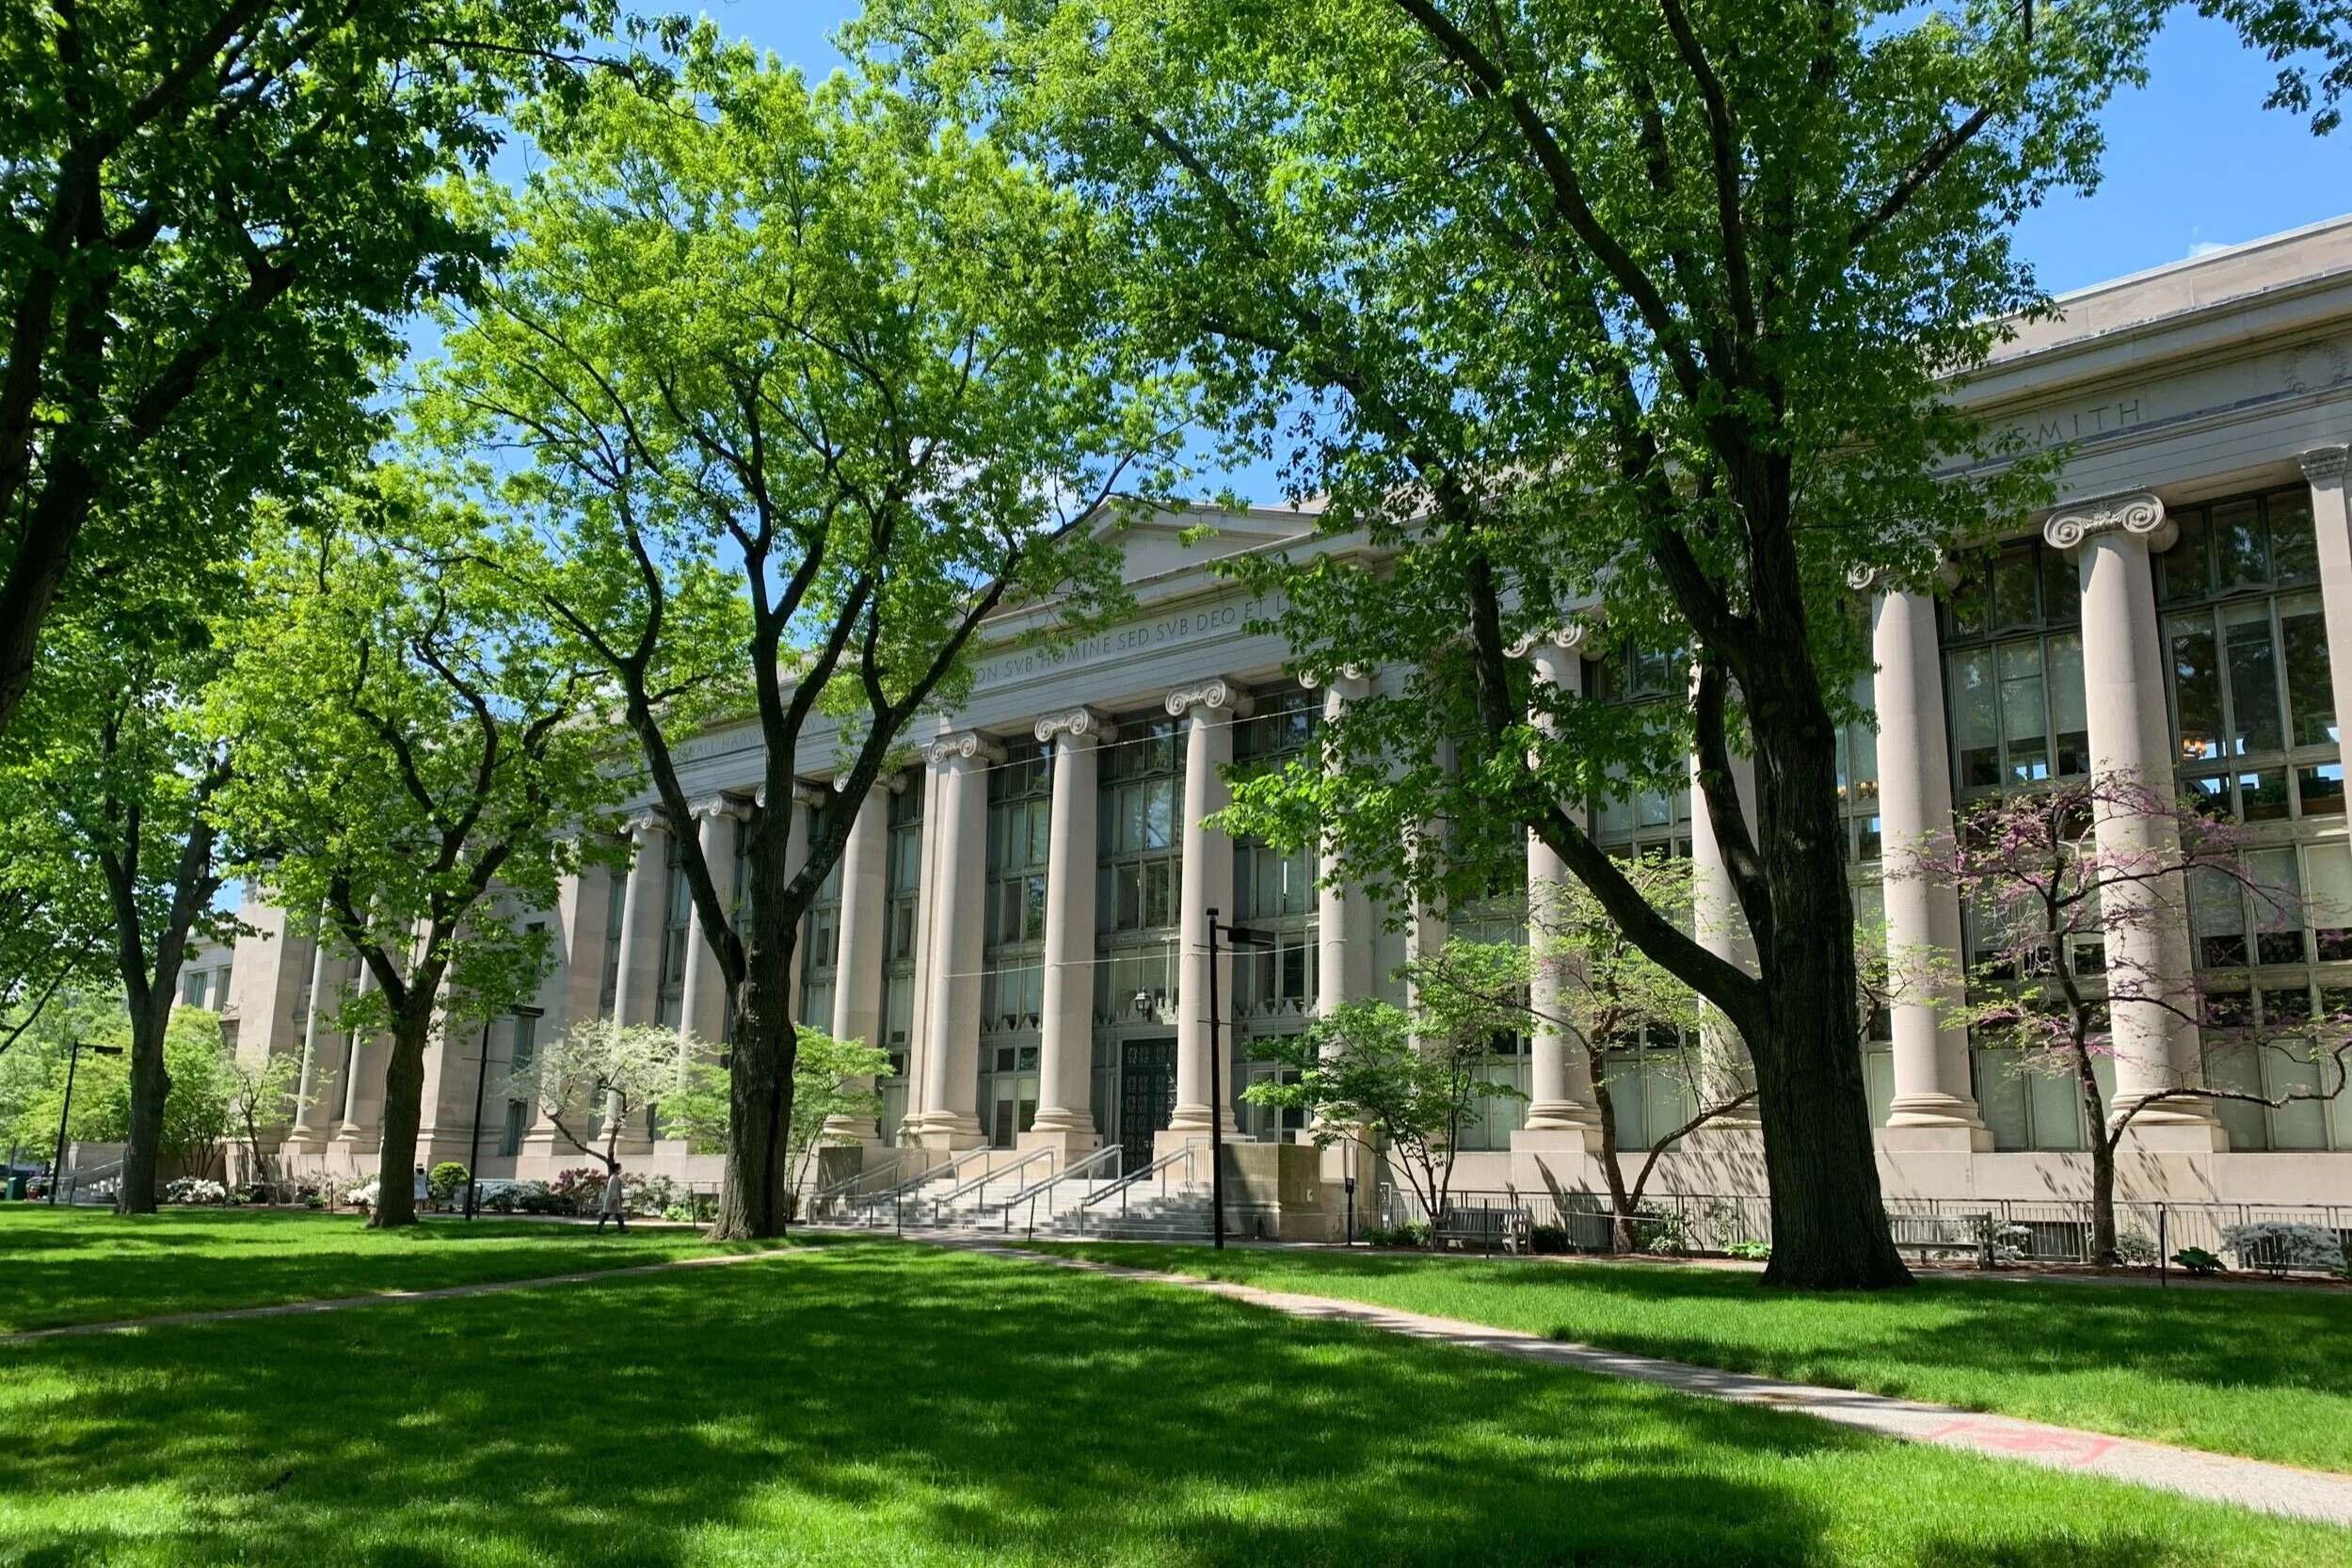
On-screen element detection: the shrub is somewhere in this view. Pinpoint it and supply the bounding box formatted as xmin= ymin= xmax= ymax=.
xmin=1361 ymin=1221 xmax=1432 ymax=1248
xmin=631 ymin=1173 xmax=682 ymax=1217
xmin=427 ymin=1161 xmax=471 ymax=1203
xmin=1629 ymin=1209 xmax=1688 ymax=1256
xmin=162 ymin=1176 xmax=229 ymax=1206
xmin=2113 ymin=1228 xmax=2159 ymax=1266
xmin=1724 ymin=1240 xmax=1771 ymax=1262
xmin=344 ymin=1177 xmax=379 ymax=1211
xmin=2221 ymin=1222 xmax=2347 ymax=1278
xmin=1991 ymin=1222 xmax=2033 ymax=1266
xmin=1528 ymin=1223 xmax=1570 ymax=1255
xmin=2171 ymin=1246 xmax=2226 ymax=1276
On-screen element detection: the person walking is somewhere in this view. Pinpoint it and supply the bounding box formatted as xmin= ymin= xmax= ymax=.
xmin=412 ymin=1164 xmax=430 ymax=1214
xmin=595 ymin=1164 xmax=628 ymax=1233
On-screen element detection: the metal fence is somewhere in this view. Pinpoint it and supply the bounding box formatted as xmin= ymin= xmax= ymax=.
xmin=1375 ymin=1186 xmax=2352 ymax=1272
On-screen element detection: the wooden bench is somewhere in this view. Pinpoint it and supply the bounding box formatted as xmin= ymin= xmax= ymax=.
xmin=1436 ymin=1206 xmax=1531 ymax=1255
xmin=1887 ymin=1211 xmax=1994 ymax=1269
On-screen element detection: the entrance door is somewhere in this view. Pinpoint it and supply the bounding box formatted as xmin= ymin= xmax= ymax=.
xmin=1119 ymin=1037 xmax=1176 ymax=1173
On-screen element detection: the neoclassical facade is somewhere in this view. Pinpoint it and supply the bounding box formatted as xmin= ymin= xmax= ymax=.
xmin=218 ymin=216 xmax=2352 ymax=1212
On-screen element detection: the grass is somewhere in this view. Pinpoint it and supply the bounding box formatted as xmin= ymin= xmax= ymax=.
xmin=1025 ymin=1241 xmax=2352 ymax=1475
xmin=0 ymin=1206 xmax=793 ymax=1333
xmin=4 ymin=1234 xmax=2350 ymax=1566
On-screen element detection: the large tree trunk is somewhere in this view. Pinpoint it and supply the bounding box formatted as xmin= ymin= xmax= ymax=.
xmin=116 ymin=993 xmax=172 ymax=1215
xmin=1744 ymin=643 xmax=1912 ymax=1292
xmin=713 ymin=944 xmax=799 ymax=1240
xmin=369 ymin=1004 xmax=434 ymax=1229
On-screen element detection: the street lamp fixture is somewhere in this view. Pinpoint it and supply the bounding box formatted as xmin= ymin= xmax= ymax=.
xmin=1205 ymin=909 xmax=1275 ymax=1252
xmin=49 ymin=1042 xmax=124 ymax=1206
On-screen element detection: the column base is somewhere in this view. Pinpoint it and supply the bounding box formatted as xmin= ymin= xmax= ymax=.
xmin=913 ymin=1111 xmax=984 ymax=1151
xmin=1884 ymin=1095 xmax=1993 ymax=1152
xmin=2117 ymin=1117 xmax=2229 ymax=1154
xmin=1165 ymin=1103 xmax=1240 ymax=1137
xmin=1017 ymin=1126 xmax=1101 ymax=1160
xmin=1511 ymin=1123 xmax=1603 ymax=1156
xmin=819 ymin=1114 xmax=884 ymax=1146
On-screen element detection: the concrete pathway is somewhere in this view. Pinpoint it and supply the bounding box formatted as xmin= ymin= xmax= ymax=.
xmin=941 ymin=1237 xmax=2352 ymax=1528
xmin=0 ymin=1248 xmax=783 ymax=1345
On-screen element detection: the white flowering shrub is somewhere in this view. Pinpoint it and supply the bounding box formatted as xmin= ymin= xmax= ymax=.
xmin=344 ymin=1177 xmax=380 ymax=1210
xmin=162 ymin=1177 xmax=229 ymax=1207
xmin=1991 ymin=1222 xmax=2033 ymax=1265
xmin=2221 ymin=1222 xmax=2347 ymax=1277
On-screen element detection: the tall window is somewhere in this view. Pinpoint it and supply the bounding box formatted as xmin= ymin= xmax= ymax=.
xmin=1094 ymin=714 xmax=1182 ymax=1028
xmin=1943 ymin=536 xmax=2088 ymax=794
xmin=980 ymin=747 xmax=1051 ymax=1146
xmin=597 ymin=865 xmax=627 ymax=1018
xmin=655 ymin=836 xmax=691 ymax=1028
xmin=1836 ymin=672 xmax=1881 ymax=864
xmin=1231 ymin=689 xmax=1320 ymax=1139
xmin=1451 ymin=872 xmax=1531 ymax=1153
xmin=798 ymin=801 xmax=843 ymax=1039
xmin=2159 ymin=487 xmax=2340 ymax=821
xmin=1588 ymin=642 xmax=1691 ymax=856
xmin=879 ymin=781 xmax=921 ymax=1143
xmin=1605 ymin=1024 xmax=1701 ymax=1151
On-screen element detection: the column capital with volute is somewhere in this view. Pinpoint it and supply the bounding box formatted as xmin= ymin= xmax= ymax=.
xmin=1165 ymin=679 xmax=1253 ymax=719
xmin=924 ymin=729 xmax=1007 ymax=768
xmin=2301 ymin=443 xmax=2349 ymax=483
xmin=1034 ymin=708 xmax=1116 ymax=745
xmin=2043 ymin=489 xmax=2174 ymax=554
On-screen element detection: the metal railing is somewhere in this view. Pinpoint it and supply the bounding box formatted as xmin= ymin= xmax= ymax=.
xmin=806 ymin=1148 xmax=926 ymax=1222
xmin=927 ymin=1146 xmax=1055 ymax=1225
xmin=1000 ymin=1144 xmax=1128 ymax=1235
xmin=1373 ymin=1186 xmax=2352 ymax=1272
xmin=1069 ymin=1142 xmax=1208 ymax=1237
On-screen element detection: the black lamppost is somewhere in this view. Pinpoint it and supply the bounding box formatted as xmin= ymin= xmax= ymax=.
xmin=1205 ymin=908 xmax=1274 ymax=1251
xmin=48 ymin=1042 xmax=123 ymax=1205
xmin=464 ymin=1005 xmax=543 ymax=1221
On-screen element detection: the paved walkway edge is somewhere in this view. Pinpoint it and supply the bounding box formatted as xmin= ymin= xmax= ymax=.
xmin=937 ymin=1237 xmax=2352 ymax=1528
xmin=0 ymin=1248 xmax=785 ymax=1344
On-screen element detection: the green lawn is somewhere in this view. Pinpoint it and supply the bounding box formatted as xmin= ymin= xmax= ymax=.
xmin=3 ymin=1237 xmax=2347 ymax=1566
xmin=0 ymin=1207 xmax=793 ymax=1333
xmin=1026 ymin=1242 xmax=2352 ymax=1475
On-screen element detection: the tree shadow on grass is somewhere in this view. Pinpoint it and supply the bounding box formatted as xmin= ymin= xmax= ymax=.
xmin=0 ymin=1208 xmax=792 ymax=1333
xmin=0 ymin=1243 xmax=2312 ymax=1568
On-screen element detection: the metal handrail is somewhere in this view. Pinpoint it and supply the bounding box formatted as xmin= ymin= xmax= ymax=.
xmin=1003 ymin=1144 xmax=1121 ymax=1209
xmin=856 ymin=1145 xmax=995 ymax=1224
xmin=929 ymin=1146 xmax=1053 ymax=1221
xmin=809 ymin=1147 xmax=920 ymax=1215
xmin=1078 ymin=1140 xmax=1203 ymax=1211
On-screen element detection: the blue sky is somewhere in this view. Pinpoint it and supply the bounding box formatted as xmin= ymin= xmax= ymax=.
xmin=673 ymin=3 xmax=2350 ymax=498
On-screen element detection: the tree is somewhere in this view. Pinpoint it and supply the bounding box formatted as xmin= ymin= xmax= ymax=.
xmin=0 ymin=0 xmax=655 ymax=739
xmin=1412 ymin=862 xmax=1757 ymax=1250
xmin=8 ymin=1004 xmax=236 ymax=1179
xmin=1910 ymin=778 xmax=2352 ymax=1264
xmin=873 ymin=0 xmax=2352 ymax=1287
xmin=212 ymin=476 xmax=625 ymax=1227
xmin=661 ymin=1025 xmax=890 ymax=1216
xmin=424 ymin=36 xmax=1186 ymax=1237
xmin=510 ymin=1017 xmax=696 ymax=1178
xmin=1246 ymin=954 xmax=1526 ymax=1236
xmin=225 ymin=1047 xmax=303 ymax=1193
xmin=0 ymin=544 xmax=241 ymax=1210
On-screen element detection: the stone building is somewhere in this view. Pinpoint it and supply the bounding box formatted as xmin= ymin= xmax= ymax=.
xmin=216 ymin=216 xmax=2352 ymax=1220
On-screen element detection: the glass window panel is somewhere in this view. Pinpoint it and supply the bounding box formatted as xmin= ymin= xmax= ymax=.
xmin=2214 ymin=498 xmax=2266 ymax=588
xmin=1145 ymin=781 xmax=1173 ymax=850
xmin=2168 ymin=613 xmax=2222 ymax=761
xmin=2241 ymin=769 xmax=2291 ymax=823
xmin=1864 ymin=1049 xmax=1895 ymax=1128
xmin=1949 ymin=650 xmax=1999 ymax=788
xmin=2223 ymin=602 xmax=2284 ymax=755
xmin=2189 ymin=867 xmax=2247 ymax=968
xmin=2270 ymin=490 xmax=2320 ymax=585
xmin=2046 ymin=632 xmax=2089 ymax=776
xmin=2183 ymin=772 xmax=2232 ymax=820
xmin=2028 ymin=1067 xmax=2084 ymax=1151
xmin=1946 ymin=566 xmax=1991 ymax=636
xmin=1999 ymin=642 xmax=2048 ymax=782
xmin=1992 ymin=549 xmax=2039 ymax=632
xmin=2279 ymin=593 xmax=2337 ymax=747
xmin=2265 ymin=1043 xmax=2329 ymax=1149
xmin=2157 ymin=509 xmax=2211 ymax=603
xmin=2206 ymin=1036 xmax=2269 ymax=1151
xmin=2040 ymin=543 xmax=2080 ymax=623
xmin=2249 ymin=847 xmax=2303 ymax=961
xmin=2308 ymin=843 xmax=2352 ymax=960
xmin=1974 ymin=1049 xmax=2031 ymax=1150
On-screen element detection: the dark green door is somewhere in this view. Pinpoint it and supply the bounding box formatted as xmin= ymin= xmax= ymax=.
xmin=1119 ymin=1037 xmax=1176 ymax=1173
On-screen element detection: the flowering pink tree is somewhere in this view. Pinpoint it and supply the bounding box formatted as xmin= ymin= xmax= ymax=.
xmin=1907 ymin=778 xmax=2351 ymax=1264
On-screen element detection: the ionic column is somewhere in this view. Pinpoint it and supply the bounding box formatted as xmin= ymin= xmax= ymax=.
xmin=1166 ymin=679 xmax=1250 ymax=1142
xmin=680 ymin=798 xmax=744 ymax=1048
xmin=1304 ymin=670 xmax=1373 ymax=1015
xmin=1027 ymin=710 xmax=1112 ymax=1154
xmin=2300 ymin=446 xmax=2352 ymax=788
xmin=2045 ymin=492 xmax=2215 ymax=1140
xmin=1515 ymin=631 xmax=1603 ymax=1140
xmin=900 ymin=760 xmax=942 ymax=1142
xmin=287 ymin=926 xmax=340 ymax=1152
xmin=914 ymin=731 xmax=1000 ymax=1148
xmin=824 ymin=781 xmax=892 ymax=1144
xmin=1868 ymin=581 xmax=1989 ymax=1144
xmin=610 ymin=816 xmax=668 ymax=1026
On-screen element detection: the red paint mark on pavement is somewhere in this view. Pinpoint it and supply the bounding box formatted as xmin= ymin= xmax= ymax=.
xmin=1925 ymin=1417 xmax=2119 ymax=1466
